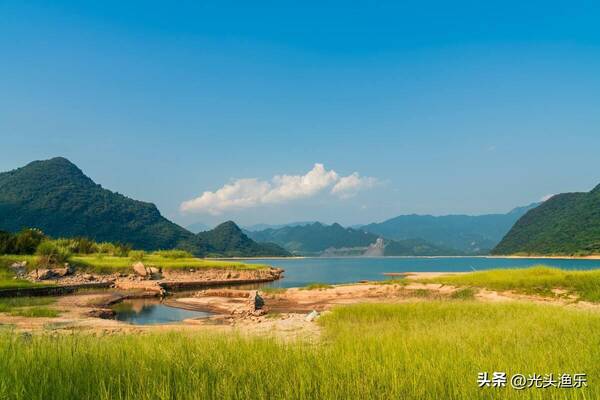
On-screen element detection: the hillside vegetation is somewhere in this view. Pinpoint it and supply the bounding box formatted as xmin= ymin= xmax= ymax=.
xmin=493 ymin=186 xmax=600 ymax=255
xmin=0 ymin=158 xmax=289 ymax=257
xmin=361 ymin=204 xmax=538 ymax=254
xmin=247 ymin=222 xmax=456 ymax=256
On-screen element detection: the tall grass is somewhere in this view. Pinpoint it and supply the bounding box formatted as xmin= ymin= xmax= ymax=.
xmin=0 ymin=301 xmax=597 ymax=399
xmin=422 ymin=266 xmax=600 ymax=302
xmin=71 ymin=255 xmax=269 ymax=274
xmin=0 ymin=256 xmax=52 ymax=290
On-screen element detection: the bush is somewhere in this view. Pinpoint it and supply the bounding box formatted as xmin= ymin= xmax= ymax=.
xmin=129 ymin=250 xmax=146 ymax=262
xmin=0 ymin=231 xmax=15 ymax=255
xmin=35 ymin=241 xmax=72 ymax=266
xmin=114 ymin=243 xmax=132 ymax=257
xmin=13 ymin=229 xmax=46 ymax=254
xmin=153 ymin=249 xmax=193 ymax=259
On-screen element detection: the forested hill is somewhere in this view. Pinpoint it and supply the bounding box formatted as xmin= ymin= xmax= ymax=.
xmin=246 ymin=222 xmax=458 ymax=256
xmin=0 ymin=157 xmax=289 ymax=257
xmin=246 ymin=222 xmax=380 ymax=255
xmin=493 ymin=186 xmax=600 ymax=256
xmin=360 ymin=204 xmax=539 ymax=255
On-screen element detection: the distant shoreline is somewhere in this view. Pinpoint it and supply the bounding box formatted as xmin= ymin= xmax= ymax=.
xmin=216 ymin=255 xmax=600 ymax=260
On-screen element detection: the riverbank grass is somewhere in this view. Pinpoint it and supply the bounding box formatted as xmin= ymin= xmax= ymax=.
xmin=0 ymin=301 xmax=597 ymax=399
xmin=0 ymin=297 xmax=58 ymax=318
xmin=421 ymin=265 xmax=600 ymax=302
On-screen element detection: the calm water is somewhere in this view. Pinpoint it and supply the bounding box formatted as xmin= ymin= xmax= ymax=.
xmin=242 ymin=257 xmax=600 ymax=288
xmin=112 ymin=299 xmax=213 ymax=325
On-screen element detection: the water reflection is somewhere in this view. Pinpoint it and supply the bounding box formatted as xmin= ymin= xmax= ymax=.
xmin=112 ymin=299 xmax=213 ymax=325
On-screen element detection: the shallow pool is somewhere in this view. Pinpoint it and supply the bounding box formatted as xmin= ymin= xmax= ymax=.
xmin=112 ymin=299 xmax=213 ymax=325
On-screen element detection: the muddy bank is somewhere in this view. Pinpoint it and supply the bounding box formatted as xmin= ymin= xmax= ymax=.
xmin=18 ymin=265 xmax=284 ymax=297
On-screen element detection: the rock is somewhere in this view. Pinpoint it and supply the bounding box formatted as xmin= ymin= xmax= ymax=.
xmin=86 ymin=308 xmax=116 ymax=319
xmin=252 ymin=309 xmax=267 ymax=317
xmin=9 ymin=262 xmax=27 ymax=277
xmin=82 ymin=273 xmax=95 ymax=281
xmin=147 ymin=267 xmax=162 ymax=280
xmin=305 ymin=310 xmax=320 ymax=322
xmin=132 ymin=262 xmax=148 ymax=277
xmin=248 ymin=290 xmax=265 ymax=311
xmin=35 ymin=269 xmax=56 ymax=280
xmin=53 ymin=267 xmax=70 ymax=277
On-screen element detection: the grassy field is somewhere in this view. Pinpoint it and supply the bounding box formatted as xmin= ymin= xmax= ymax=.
xmin=0 ymin=297 xmax=58 ymax=318
xmin=73 ymin=255 xmax=269 ymax=274
xmin=0 ymin=301 xmax=597 ymax=399
xmin=0 ymin=255 xmax=53 ymax=289
xmin=421 ymin=266 xmax=600 ymax=302
xmin=0 ymin=254 xmax=269 ymax=276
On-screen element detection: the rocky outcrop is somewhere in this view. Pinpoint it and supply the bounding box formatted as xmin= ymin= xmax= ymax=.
xmin=132 ymin=262 xmax=162 ymax=280
xmin=86 ymin=308 xmax=116 ymax=319
xmin=9 ymin=262 xmax=27 ymax=278
xmin=28 ymin=264 xmax=74 ymax=280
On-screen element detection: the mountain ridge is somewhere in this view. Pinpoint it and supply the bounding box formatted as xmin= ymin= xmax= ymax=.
xmin=0 ymin=157 xmax=289 ymax=257
xmin=493 ymin=186 xmax=600 ymax=255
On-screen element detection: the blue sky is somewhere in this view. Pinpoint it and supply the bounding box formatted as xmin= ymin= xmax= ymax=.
xmin=1 ymin=1 xmax=600 ymax=227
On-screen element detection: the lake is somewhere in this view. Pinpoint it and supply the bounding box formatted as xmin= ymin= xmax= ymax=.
xmin=242 ymin=257 xmax=600 ymax=288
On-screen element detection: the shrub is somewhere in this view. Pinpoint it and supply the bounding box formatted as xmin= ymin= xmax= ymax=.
xmin=153 ymin=250 xmax=193 ymax=259
xmin=35 ymin=241 xmax=72 ymax=266
xmin=13 ymin=229 xmax=46 ymax=254
xmin=129 ymin=250 xmax=146 ymax=262
xmin=114 ymin=243 xmax=132 ymax=257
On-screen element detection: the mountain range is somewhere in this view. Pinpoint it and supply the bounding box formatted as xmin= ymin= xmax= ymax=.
xmin=493 ymin=186 xmax=600 ymax=256
xmin=360 ymin=204 xmax=539 ymax=254
xmin=0 ymin=157 xmax=289 ymax=257
xmin=245 ymin=222 xmax=459 ymax=256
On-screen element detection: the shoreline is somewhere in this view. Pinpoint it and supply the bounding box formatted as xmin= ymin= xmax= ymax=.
xmin=219 ymin=255 xmax=600 ymax=261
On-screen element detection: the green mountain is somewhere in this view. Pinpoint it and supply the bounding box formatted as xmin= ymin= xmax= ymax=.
xmin=0 ymin=157 xmax=289 ymax=257
xmin=246 ymin=222 xmax=380 ymax=255
xmin=246 ymin=222 xmax=456 ymax=256
xmin=493 ymin=187 xmax=600 ymax=256
xmin=198 ymin=221 xmax=290 ymax=257
xmin=360 ymin=204 xmax=539 ymax=255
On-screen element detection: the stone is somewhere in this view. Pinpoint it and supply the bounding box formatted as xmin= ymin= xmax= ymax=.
xmin=248 ymin=290 xmax=265 ymax=311
xmin=9 ymin=262 xmax=27 ymax=277
xmin=132 ymin=262 xmax=148 ymax=277
xmin=86 ymin=308 xmax=116 ymax=319
xmin=252 ymin=309 xmax=267 ymax=317
xmin=147 ymin=267 xmax=162 ymax=280
xmin=305 ymin=310 xmax=320 ymax=322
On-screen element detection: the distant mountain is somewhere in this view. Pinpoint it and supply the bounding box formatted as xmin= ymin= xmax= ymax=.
xmin=246 ymin=222 xmax=455 ymax=256
xmin=0 ymin=157 xmax=289 ymax=257
xmin=361 ymin=204 xmax=539 ymax=255
xmin=197 ymin=221 xmax=290 ymax=257
xmin=247 ymin=222 xmax=379 ymax=255
xmin=243 ymin=221 xmax=317 ymax=232
xmin=493 ymin=186 xmax=600 ymax=256
xmin=186 ymin=222 xmax=211 ymax=233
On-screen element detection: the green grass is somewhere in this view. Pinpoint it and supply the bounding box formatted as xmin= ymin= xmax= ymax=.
xmin=301 ymin=282 xmax=333 ymax=290
xmin=0 ymin=255 xmax=54 ymax=290
xmin=450 ymin=287 xmax=477 ymax=300
xmin=373 ymin=278 xmax=407 ymax=285
xmin=8 ymin=307 xmax=59 ymax=318
xmin=0 ymin=297 xmax=55 ymax=312
xmin=0 ymin=297 xmax=58 ymax=318
xmin=71 ymin=254 xmax=269 ymax=274
xmin=260 ymin=287 xmax=288 ymax=295
xmin=0 ymin=301 xmax=597 ymax=399
xmin=421 ymin=266 xmax=600 ymax=302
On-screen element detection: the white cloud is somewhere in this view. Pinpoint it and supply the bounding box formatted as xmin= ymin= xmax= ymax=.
xmin=180 ymin=164 xmax=377 ymax=215
xmin=331 ymin=173 xmax=378 ymax=199
xmin=541 ymin=194 xmax=555 ymax=202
